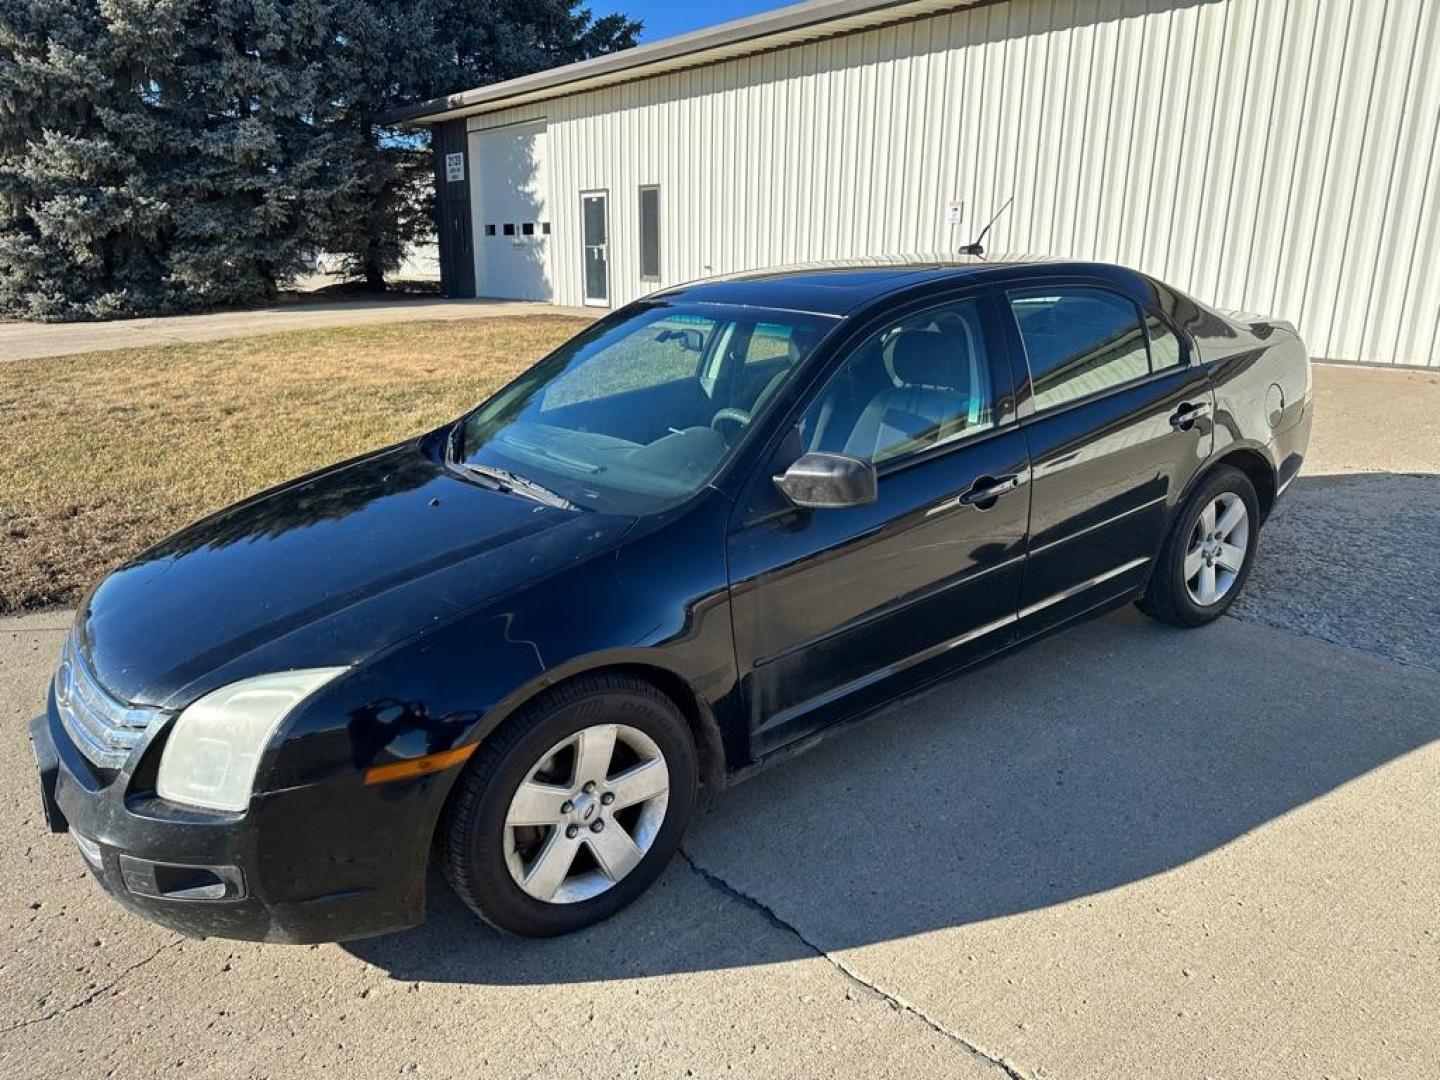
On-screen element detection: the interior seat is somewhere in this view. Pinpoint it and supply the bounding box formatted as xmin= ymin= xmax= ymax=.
xmin=841 ymin=329 xmax=977 ymax=462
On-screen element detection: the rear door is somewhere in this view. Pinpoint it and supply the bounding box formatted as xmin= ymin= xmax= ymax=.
xmin=726 ymin=291 xmax=1031 ymax=756
xmin=1000 ymin=280 xmax=1213 ymax=634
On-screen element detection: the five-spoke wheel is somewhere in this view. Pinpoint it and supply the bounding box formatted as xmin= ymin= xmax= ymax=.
xmin=1184 ymin=491 xmax=1250 ymax=606
xmin=1139 ymin=465 xmax=1261 ymax=627
xmin=504 ymin=723 xmax=670 ymax=904
xmin=441 ymin=674 xmax=696 ymax=936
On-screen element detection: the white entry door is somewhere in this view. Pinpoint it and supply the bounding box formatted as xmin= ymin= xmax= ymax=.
xmin=470 ymin=121 xmax=552 ymax=300
xmin=581 ymin=191 xmax=609 ymax=307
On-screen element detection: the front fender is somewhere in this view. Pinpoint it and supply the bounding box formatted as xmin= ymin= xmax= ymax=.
xmin=257 ymin=490 xmax=740 ymax=798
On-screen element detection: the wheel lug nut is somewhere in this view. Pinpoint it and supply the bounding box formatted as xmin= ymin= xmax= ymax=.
xmin=560 ymin=800 xmax=573 ymax=814
xmin=601 ymin=792 xmax=615 ymax=806
xmin=590 ymin=819 xmax=604 ymax=833
xmin=565 ymin=824 xmax=579 ymax=838
xmin=582 ymin=781 xmax=597 ymax=794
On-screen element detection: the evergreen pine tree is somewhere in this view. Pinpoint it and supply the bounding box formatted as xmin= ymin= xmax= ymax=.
xmin=0 ymin=0 xmax=345 ymax=319
xmin=0 ymin=0 xmax=641 ymax=318
xmin=0 ymin=0 xmax=173 ymax=318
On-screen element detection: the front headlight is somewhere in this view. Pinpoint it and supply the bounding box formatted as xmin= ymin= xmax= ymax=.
xmin=156 ymin=668 xmax=347 ymax=812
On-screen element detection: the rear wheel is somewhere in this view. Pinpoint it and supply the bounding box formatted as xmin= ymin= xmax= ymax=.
xmin=1139 ymin=466 xmax=1260 ymax=627
xmin=441 ymin=674 xmax=696 ymax=937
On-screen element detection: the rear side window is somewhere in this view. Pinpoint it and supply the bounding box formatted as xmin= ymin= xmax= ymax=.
xmin=1008 ymin=288 xmax=1150 ymax=411
xmin=1147 ymin=315 xmax=1185 ymax=371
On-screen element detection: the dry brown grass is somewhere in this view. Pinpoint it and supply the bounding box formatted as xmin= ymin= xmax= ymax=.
xmin=0 ymin=315 xmax=592 ymax=613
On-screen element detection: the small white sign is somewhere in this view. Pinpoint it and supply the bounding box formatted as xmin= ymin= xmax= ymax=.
xmin=445 ymin=152 xmax=465 ymax=183
xmin=946 ymin=198 xmax=966 ymax=226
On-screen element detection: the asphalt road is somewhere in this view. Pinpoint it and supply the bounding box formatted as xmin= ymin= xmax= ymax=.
xmin=3 ymin=364 xmax=1438 ymax=1079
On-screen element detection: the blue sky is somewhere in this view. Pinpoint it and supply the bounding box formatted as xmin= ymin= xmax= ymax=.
xmin=592 ymin=0 xmax=797 ymax=42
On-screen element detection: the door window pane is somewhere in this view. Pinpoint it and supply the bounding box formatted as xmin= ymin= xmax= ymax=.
xmin=1008 ymin=288 xmax=1150 ymax=410
xmin=582 ymin=197 xmax=607 ymax=244
xmin=582 ymin=194 xmax=608 ymax=302
xmin=1147 ymin=315 xmax=1185 ymax=371
xmin=798 ymin=299 xmax=995 ymax=466
xmin=639 ymin=186 xmax=661 ymax=280
xmin=744 ymin=323 xmax=800 ymax=365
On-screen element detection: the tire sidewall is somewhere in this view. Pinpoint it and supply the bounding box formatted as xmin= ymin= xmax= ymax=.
xmin=1160 ymin=467 xmax=1261 ymax=625
xmin=460 ymin=684 xmax=697 ymax=937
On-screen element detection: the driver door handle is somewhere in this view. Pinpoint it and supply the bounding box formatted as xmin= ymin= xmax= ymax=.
xmin=959 ymin=472 xmax=1029 ymax=508
xmin=1170 ymin=401 xmax=1213 ymax=429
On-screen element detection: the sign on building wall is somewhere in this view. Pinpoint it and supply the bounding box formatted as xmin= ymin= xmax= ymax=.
xmin=445 ymin=152 xmax=465 ymax=183
xmin=946 ymin=198 xmax=966 ymax=226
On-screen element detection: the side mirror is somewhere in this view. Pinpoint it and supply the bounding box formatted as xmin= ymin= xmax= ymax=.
xmin=774 ymin=452 xmax=877 ymax=510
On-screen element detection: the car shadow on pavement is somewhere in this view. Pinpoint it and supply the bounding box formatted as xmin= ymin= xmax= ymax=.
xmin=346 ymin=472 xmax=1440 ymax=986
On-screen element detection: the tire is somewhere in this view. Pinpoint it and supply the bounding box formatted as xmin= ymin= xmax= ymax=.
xmin=1138 ymin=465 xmax=1261 ymax=627
xmin=440 ymin=673 xmax=697 ymax=937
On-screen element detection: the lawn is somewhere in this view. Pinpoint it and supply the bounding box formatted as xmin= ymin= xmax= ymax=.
xmin=0 ymin=315 xmax=592 ymax=614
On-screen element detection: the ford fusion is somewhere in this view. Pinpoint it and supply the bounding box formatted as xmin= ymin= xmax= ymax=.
xmin=31 ymin=260 xmax=1311 ymax=941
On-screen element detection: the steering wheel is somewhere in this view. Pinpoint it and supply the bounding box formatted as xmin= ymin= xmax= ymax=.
xmin=710 ymin=408 xmax=751 ymax=440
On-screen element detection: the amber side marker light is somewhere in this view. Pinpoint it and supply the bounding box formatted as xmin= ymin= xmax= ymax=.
xmin=364 ymin=743 xmax=477 ymax=786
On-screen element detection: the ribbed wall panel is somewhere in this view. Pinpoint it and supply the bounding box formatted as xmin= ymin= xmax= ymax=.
xmin=467 ymin=0 xmax=1438 ymax=365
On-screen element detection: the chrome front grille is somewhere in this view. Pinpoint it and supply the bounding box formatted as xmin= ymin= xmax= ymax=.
xmin=54 ymin=632 xmax=163 ymax=770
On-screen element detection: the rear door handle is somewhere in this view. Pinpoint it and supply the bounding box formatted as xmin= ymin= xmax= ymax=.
xmin=959 ymin=472 xmax=1028 ymax=508
xmin=1170 ymin=401 xmax=1213 ymax=429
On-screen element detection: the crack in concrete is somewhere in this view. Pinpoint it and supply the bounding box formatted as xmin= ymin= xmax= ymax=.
xmin=0 ymin=936 xmax=183 ymax=1035
xmin=679 ymin=849 xmax=1028 ymax=1080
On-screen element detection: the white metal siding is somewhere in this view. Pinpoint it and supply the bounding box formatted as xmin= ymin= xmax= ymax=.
xmin=467 ymin=0 xmax=1440 ymax=366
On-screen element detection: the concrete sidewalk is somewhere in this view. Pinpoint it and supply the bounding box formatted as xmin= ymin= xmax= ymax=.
xmin=0 ymin=297 xmax=594 ymax=362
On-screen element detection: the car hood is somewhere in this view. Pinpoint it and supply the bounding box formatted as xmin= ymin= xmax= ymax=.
xmin=77 ymin=438 xmax=633 ymax=708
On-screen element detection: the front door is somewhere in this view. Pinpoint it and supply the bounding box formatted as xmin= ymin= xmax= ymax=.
xmin=581 ymin=192 xmax=609 ymax=307
xmin=1001 ymin=281 xmax=1214 ymax=634
xmin=727 ymin=292 xmax=1031 ymax=756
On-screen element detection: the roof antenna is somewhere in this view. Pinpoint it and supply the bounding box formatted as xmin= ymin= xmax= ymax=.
xmin=959 ymin=195 xmax=1014 ymax=259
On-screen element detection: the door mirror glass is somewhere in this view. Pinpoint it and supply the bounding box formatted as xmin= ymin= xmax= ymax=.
xmin=774 ymin=453 xmax=877 ymax=509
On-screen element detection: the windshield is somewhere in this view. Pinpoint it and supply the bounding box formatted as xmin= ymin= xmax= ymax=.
xmin=453 ymin=302 xmax=834 ymax=514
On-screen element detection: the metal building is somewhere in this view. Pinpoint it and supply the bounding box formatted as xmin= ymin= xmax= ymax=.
xmin=392 ymin=0 xmax=1440 ymax=368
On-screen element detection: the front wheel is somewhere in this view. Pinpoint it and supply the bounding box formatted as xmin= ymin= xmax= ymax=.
xmin=1138 ymin=465 xmax=1260 ymax=627
xmin=441 ymin=674 xmax=697 ymax=937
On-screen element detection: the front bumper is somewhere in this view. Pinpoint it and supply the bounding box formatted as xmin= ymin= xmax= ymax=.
xmin=29 ymin=704 xmax=435 ymax=943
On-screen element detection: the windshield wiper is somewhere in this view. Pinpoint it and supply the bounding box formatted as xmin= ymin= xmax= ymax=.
xmin=458 ymin=463 xmax=578 ymax=511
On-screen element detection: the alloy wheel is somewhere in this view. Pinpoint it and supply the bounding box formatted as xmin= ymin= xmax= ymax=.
xmin=503 ymin=723 xmax=670 ymax=904
xmin=1184 ymin=492 xmax=1250 ymax=606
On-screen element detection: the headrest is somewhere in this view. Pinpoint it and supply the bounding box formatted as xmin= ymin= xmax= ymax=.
xmin=787 ymin=326 xmax=821 ymax=363
xmin=889 ymin=330 xmax=958 ymax=389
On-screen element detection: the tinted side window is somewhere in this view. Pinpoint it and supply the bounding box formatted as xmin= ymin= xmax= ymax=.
xmin=1147 ymin=315 xmax=1185 ymax=371
xmin=798 ymin=298 xmax=996 ymax=467
xmin=1009 ymin=288 xmax=1149 ymax=410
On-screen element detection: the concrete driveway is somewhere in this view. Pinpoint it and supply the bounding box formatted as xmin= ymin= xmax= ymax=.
xmin=0 ymin=297 xmax=593 ymax=363
xmin=2 ymin=366 xmax=1438 ymax=1079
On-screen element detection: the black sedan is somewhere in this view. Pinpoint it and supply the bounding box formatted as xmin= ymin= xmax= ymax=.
xmin=31 ymin=259 xmax=1312 ymax=941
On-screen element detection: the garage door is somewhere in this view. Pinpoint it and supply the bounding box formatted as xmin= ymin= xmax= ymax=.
xmin=469 ymin=120 xmax=552 ymax=301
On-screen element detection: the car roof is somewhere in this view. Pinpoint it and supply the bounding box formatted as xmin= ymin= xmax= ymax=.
xmin=648 ymin=254 xmax=1139 ymax=317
